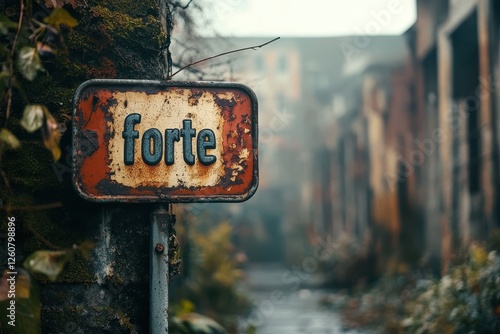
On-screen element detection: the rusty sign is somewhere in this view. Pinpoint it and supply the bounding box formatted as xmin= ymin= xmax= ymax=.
xmin=72 ymin=79 xmax=258 ymax=202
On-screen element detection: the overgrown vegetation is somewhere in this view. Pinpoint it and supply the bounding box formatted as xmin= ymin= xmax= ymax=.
xmin=320 ymin=237 xmax=500 ymax=333
xmin=316 ymin=232 xmax=379 ymax=289
xmin=400 ymin=244 xmax=500 ymax=333
xmin=0 ymin=3 xmax=75 ymax=171
xmin=170 ymin=213 xmax=252 ymax=334
xmin=0 ymin=3 xmax=93 ymax=332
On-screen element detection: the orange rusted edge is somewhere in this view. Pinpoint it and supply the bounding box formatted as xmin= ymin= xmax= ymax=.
xmin=72 ymin=79 xmax=258 ymax=203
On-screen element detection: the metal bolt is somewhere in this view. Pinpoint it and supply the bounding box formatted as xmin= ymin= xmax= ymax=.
xmin=155 ymin=243 xmax=164 ymax=254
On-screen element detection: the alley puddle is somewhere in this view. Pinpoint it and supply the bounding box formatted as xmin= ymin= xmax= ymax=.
xmin=241 ymin=264 xmax=368 ymax=334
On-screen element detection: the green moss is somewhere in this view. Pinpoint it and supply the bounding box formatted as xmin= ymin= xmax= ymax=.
xmin=24 ymin=74 xmax=74 ymax=100
xmin=85 ymin=0 xmax=163 ymax=53
xmin=95 ymin=0 xmax=159 ymax=16
xmin=3 ymin=143 xmax=56 ymax=189
xmin=90 ymin=6 xmax=143 ymax=39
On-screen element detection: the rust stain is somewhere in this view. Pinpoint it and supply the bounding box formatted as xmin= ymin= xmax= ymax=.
xmin=188 ymin=89 xmax=203 ymax=106
xmin=75 ymin=89 xmax=115 ymax=196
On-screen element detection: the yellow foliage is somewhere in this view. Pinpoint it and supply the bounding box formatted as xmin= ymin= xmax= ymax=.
xmin=470 ymin=243 xmax=488 ymax=267
xmin=176 ymin=219 xmax=251 ymax=328
xmin=386 ymin=256 xmax=409 ymax=275
xmin=173 ymin=299 xmax=195 ymax=317
xmin=192 ymin=222 xmax=240 ymax=287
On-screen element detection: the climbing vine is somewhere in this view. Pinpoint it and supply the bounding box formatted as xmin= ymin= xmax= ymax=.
xmin=0 ymin=3 xmax=87 ymax=332
xmin=1 ymin=2 xmax=77 ymax=174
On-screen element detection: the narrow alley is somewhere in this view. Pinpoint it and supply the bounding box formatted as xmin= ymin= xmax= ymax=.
xmin=242 ymin=264 xmax=367 ymax=334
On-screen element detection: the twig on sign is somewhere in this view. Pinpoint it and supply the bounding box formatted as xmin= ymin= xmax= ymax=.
xmin=170 ymin=37 xmax=280 ymax=79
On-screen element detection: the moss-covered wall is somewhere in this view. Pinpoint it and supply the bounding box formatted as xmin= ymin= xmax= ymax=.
xmin=1 ymin=0 xmax=167 ymax=331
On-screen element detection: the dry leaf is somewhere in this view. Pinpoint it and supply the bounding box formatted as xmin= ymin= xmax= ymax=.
xmin=78 ymin=240 xmax=96 ymax=260
xmin=0 ymin=128 xmax=21 ymax=150
xmin=17 ymin=47 xmax=43 ymax=81
xmin=41 ymin=108 xmax=62 ymax=161
xmin=44 ymin=7 xmax=78 ymax=29
xmin=23 ymin=250 xmax=72 ymax=281
xmin=0 ymin=14 xmax=17 ymax=35
xmin=20 ymin=104 xmax=46 ymax=133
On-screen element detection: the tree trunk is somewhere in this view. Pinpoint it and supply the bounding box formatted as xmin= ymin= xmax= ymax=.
xmin=1 ymin=0 xmax=170 ymax=331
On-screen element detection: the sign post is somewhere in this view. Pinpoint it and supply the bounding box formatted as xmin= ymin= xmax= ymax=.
xmin=150 ymin=205 xmax=171 ymax=332
xmin=72 ymin=79 xmax=258 ymax=333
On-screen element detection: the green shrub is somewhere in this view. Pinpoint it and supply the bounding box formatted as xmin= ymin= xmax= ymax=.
xmin=401 ymin=244 xmax=500 ymax=333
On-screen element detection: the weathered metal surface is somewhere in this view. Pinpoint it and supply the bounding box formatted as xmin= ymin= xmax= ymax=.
xmin=72 ymin=79 xmax=258 ymax=202
xmin=150 ymin=206 xmax=170 ymax=333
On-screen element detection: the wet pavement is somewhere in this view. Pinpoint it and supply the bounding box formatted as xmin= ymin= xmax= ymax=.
xmin=241 ymin=264 xmax=367 ymax=334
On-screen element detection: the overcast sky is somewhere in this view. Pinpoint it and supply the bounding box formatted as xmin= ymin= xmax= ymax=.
xmin=198 ymin=0 xmax=417 ymax=37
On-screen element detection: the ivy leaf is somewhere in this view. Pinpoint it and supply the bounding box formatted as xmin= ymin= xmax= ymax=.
xmin=44 ymin=8 xmax=78 ymax=29
xmin=0 ymin=269 xmax=41 ymax=334
xmin=20 ymin=104 xmax=46 ymax=133
xmin=41 ymin=108 xmax=62 ymax=161
xmin=16 ymin=272 xmax=32 ymax=299
xmin=0 ymin=128 xmax=21 ymax=150
xmin=0 ymin=14 xmax=17 ymax=35
xmin=23 ymin=250 xmax=73 ymax=281
xmin=17 ymin=47 xmax=44 ymax=81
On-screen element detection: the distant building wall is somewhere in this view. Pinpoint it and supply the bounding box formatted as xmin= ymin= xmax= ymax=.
xmin=313 ymin=0 xmax=500 ymax=276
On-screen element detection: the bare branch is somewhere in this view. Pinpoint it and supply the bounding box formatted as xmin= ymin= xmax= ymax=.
xmin=161 ymin=1 xmax=174 ymax=79
xmin=172 ymin=61 xmax=205 ymax=75
xmin=170 ymin=0 xmax=194 ymax=10
xmin=0 ymin=168 xmax=11 ymax=190
xmin=0 ymin=201 xmax=63 ymax=212
xmin=170 ymin=37 xmax=280 ymax=79
xmin=10 ymin=1 xmax=24 ymax=60
xmin=27 ymin=221 xmax=64 ymax=250
xmin=4 ymin=0 xmax=25 ymax=128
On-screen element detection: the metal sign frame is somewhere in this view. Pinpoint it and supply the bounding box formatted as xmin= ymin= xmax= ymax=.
xmin=72 ymin=79 xmax=258 ymax=203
